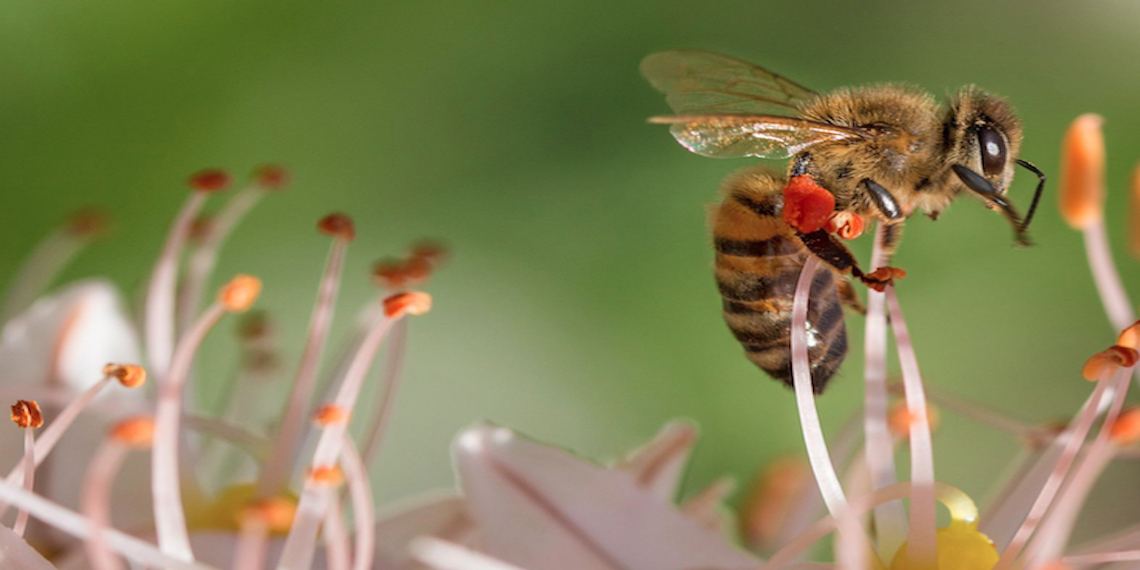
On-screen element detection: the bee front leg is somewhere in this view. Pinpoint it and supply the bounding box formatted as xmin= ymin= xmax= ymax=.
xmin=796 ymin=229 xmax=905 ymax=292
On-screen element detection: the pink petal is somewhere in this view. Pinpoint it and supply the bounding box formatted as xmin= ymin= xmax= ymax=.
xmin=453 ymin=424 xmax=757 ymax=570
xmin=0 ymin=525 xmax=57 ymax=570
xmin=0 ymin=280 xmax=141 ymax=394
xmin=374 ymin=493 xmax=475 ymax=569
xmin=616 ymin=421 xmax=698 ymax=501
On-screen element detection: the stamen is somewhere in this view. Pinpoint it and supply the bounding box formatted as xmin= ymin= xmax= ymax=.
xmin=993 ymin=369 xmax=1124 ymax=570
xmin=361 ymin=319 xmax=409 ymax=466
xmin=1109 ymin=406 xmax=1140 ymax=444
xmin=83 ymin=417 xmax=154 ymax=570
xmin=314 ymin=404 xmax=351 ymax=426
xmin=103 ymin=363 xmax=147 ymax=388
xmin=1082 ymin=345 xmax=1139 ymax=381
xmin=146 ymin=172 xmax=230 ymax=378
xmin=372 ymin=259 xmax=408 ymax=290
xmin=383 ymin=291 xmax=433 ymax=318
xmin=886 ymin=288 xmax=938 ymax=570
xmin=323 ymin=497 xmax=351 ymax=570
xmin=257 ymin=215 xmax=353 ymax=498
xmin=340 ymin=434 xmax=375 ymax=570
xmin=410 ymin=537 xmax=528 ymax=570
xmin=10 ymin=400 xmax=41 ymax=537
xmin=887 ymin=402 xmax=940 ymax=439
xmin=1060 ymin=115 xmax=1106 ymax=230
xmin=1 ymin=208 xmax=107 ymax=322
xmin=1065 ymin=550 xmax=1140 ymax=565
xmin=153 ymin=276 xmax=259 ymax=562
xmin=231 ymin=497 xmax=297 ymax=570
xmin=863 ymin=223 xmax=907 ymax=558
xmin=178 ymin=165 xmax=288 ymax=336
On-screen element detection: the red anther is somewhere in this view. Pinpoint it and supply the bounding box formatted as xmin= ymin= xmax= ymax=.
xmin=220 ymin=275 xmax=262 ymax=313
xmin=782 ymin=175 xmax=836 ymax=233
xmin=66 ymin=207 xmax=110 ymax=239
xmin=313 ymin=404 xmax=350 ymax=426
xmin=111 ymin=416 xmax=155 ymax=448
xmin=1110 ymin=407 xmax=1140 ymax=445
xmin=308 ymin=465 xmax=344 ymax=486
xmin=103 ymin=363 xmax=147 ymax=388
xmin=254 ymin=164 xmax=290 ymax=190
xmin=372 ymin=259 xmax=408 ymax=289
xmin=825 ymin=212 xmax=865 ymax=240
xmin=403 ymin=256 xmax=432 ymax=284
xmin=188 ymin=169 xmax=232 ymax=193
xmin=10 ymin=400 xmax=43 ymax=429
xmin=383 ymin=291 xmax=432 ymax=318
xmin=317 ymin=213 xmax=355 ymax=241
xmin=238 ymin=311 xmax=273 ymax=342
xmin=190 ymin=214 xmax=214 ymax=242
xmin=410 ymin=240 xmax=448 ymax=264
xmin=1082 ymin=345 xmax=1140 ymax=381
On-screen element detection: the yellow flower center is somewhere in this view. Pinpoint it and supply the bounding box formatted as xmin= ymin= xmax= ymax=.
xmin=186 ymin=483 xmax=298 ymax=534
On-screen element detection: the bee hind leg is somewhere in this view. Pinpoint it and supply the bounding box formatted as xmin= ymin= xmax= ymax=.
xmin=838 ymin=278 xmax=867 ymax=315
xmin=796 ymin=229 xmax=904 ymax=292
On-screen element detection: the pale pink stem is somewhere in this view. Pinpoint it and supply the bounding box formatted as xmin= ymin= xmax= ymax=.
xmin=410 ymin=537 xmax=529 ymax=570
xmin=863 ymin=223 xmax=906 ymax=557
xmin=153 ymin=302 xmax=226 ymax=562
xmin=257 ymin=236 xmax=349 ymax=498
xmin=978 ymin=446 xmax=1043 ymax=536
xmin=276 ymin=312 xmax=396 ymax=570
xmin=147 ymin=192 xmax=209 ymax=379
xmin=885 ymin=288 xmax=937 ymax=569
xmin=323 ymin=495 xmax=351 ymax=570
xmin=993 ymin=370 xmax=1120 ymax=570
xmin=230 ymin=517 xmax=269 ymax=570
xmin=1083 ymin=220 xmax=1136 ymax=332
xmin=362 ymin=318 xmax=409 ymax=464
xmin=182 ymin=414 xmax=271 ymax=463
xmin=1022 ymin=370 xmax=1131 ymax=568
xmin=1065 ymin=550 xmax=1140 ymax=565
xmin=0 ymin=376 xmax=113 ymax=519
xmin=82 ymin=442 xmax=130 ymax=570
xmin=918 ymin=383 xmax=1043 ymax=440
xmin=340 ymin=435 xmax=375 ymax=570
xmin=178 ymin=187 xmax=265 ymax=337
xmin=790 ymin=257 xmax=848 ymax=516
xmin=13 ymin=429 xmax=35 ymax=537
xmin=0 ymin=475 xmax=216 ymax=570
xmin=1 ymin=229 xmax=85 ymax=323
xmin=1071 ymin=520 xmax=1140 ymax=555
xmin=761 ymin=482 xmax=978 ymax=570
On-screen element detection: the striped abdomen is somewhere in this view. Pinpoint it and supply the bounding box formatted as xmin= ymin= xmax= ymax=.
xmin=712 ymin=168 xmax=848 ymax=393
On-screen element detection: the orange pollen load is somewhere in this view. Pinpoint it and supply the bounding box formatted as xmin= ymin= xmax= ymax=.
xmin=10 ymin=400 xmax=43 ymax=429
xmin=254 ymin=164 xmax=290 ymax=191
xmin=241 ymin=497 xmax=298 ymax=532
xmin=308 ymin=465 xmax=345 ymax=487
xmin=220 ymin=275 xmax=263 ymax=313
xmin=103 ymin=363 xmax=147 ymax=388
xmin=782 ymin=175 xmax=836 ymax=234
xmin=1110 ymin=407 xmax=1140 ymax=445
xmin=825 ymin=212 xmax=865 ymax=240
xmin=111 ymin=416 xmax=156 ymax=448
xmin=1118 ymin=320 xmax=1140 ymax=350
xmin=188 ymin=169 xmax=233 ymax=193
xmin=383 ymin=291 xmax=433 ymax=318
xmin=887 ymin=402 xmax=940 ymax=438
xmin=317 ymin=213 xmax=356 ymax=241
xmin=313 ymin=404 xmax=350 ymax=426
xmin=1082 ymin=345 xmax=1140 ymax=381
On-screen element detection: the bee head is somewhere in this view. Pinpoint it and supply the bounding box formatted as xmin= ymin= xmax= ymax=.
xmin=945 ymin=86 xmax=1023 ymax=195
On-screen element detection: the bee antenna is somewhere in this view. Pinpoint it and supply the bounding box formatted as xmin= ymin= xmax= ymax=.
xmin=1015 ymin=159 xmax=1047 ymax=232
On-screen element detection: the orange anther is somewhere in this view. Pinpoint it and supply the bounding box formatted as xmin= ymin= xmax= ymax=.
xmin=372 ymin=259 xmax=408 ymax=289
xmin=308 ymin=465 xmax=344 ymax=486
xmin=313 ymin=404 xmax=350 ymax=426
xmin=383 ymin=291 xmax=432 ymax=318
xmin=240 ymin=496 xmax=298 ymax=532
xmin=1082 ymin=345 xmax=1139 ymax=381
xmin=1119 ymin=321 xmax=1140 ymax=350
xmin=66 ymin=208 xmax=110 ymax=239
xmin=103 ymin=363 xmax=147 ymax=388
xmin=1059 ymin=114 xmax=1105 ymax=230
xmin=782 ymin=175 xmax=836 ymax=233
xmin=317 ymin=213 xmax=355 ymax=241
xmin=1110 ymin=407 xmax=1140 ymax=445
xmin=887 ymin=402 xmax=940 ymax=438
xmin=220 ymin=275 xmax=262 ymax=313
xmin=111 ymin=416 xmax=155 ymax=448
xmin=188 ymin=169 xmax=232 ymax=193
xmin=10 ymin=400 xmax=43 ymax=429
xmin=238 ymin=311 xmax=272 ymax=342
xmin=826 ymin=212 xmax=865 ymax=240
xmin=254 ymin=165 xmax=290 ymax=191
xmin=403 ymin=256 xmax=432 ymax=283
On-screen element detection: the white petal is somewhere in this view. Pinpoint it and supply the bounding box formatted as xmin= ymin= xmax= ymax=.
xmin=0 ymin=524 xmax=58 ymax=570
xmin=0 ymin=280 xmax=141 ymax=394
xmin=375 ymin=493 xmax=475 ymax=569
xmin=453 ymin=424 xmax=757 ymax=570
xmin=616 ymin=421 xmax=697 ymax=501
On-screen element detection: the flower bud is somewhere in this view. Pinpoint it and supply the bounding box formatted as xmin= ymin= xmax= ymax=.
xmin=1059 ymin=114 xmax=1105 ymax=230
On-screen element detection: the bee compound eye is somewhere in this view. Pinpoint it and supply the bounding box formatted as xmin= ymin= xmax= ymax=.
xmin=977 ymin=125 xmax=1008 ymax=177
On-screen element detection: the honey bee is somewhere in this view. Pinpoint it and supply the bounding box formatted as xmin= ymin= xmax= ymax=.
xmin=642 ymin=50 xmax=1046 ymax=393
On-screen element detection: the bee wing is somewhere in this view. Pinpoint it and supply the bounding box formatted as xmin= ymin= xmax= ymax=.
xmin=651 ymin=114 xmax=865 ymax=159
xmin=641 ymin=50 xmax=817 ymax=115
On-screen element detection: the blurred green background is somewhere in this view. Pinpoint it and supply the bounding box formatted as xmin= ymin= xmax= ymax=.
xmin=2 ymin=0 xmax=1139 ymax=540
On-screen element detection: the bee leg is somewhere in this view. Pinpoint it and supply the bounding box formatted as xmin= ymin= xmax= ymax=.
xmin=838 ymin=278 xmax=867 ymax=315
xmin=879 ymin=220 xmax=905 ymax=256
xmin=796 ymin=229 xmax=904 ymax=292
xmin=861 ymin=179 xmax=904 ymax=220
